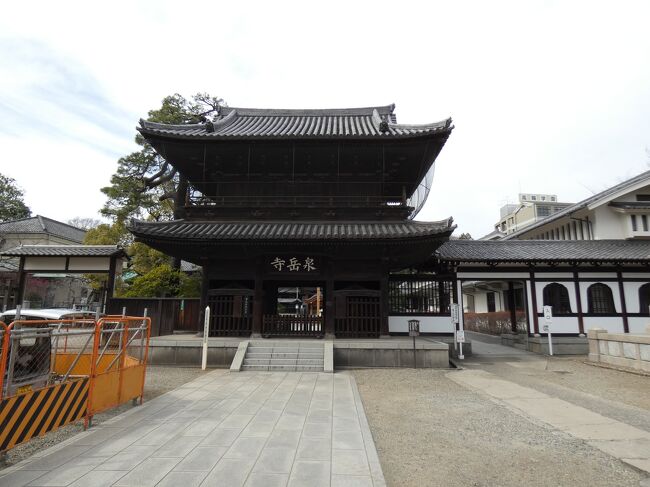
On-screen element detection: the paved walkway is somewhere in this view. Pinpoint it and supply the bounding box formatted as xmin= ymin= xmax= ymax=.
xmin=450 ymin=368 xmax=650 ymax=475
xmin=464 ymin=331 xmax=537 ymax=360
xmin=0 ymin=371 xmax=385 ymax=487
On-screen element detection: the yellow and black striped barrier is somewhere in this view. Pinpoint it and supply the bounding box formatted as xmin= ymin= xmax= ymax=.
xmin=0 ymin=378 xmax=88 ymax=452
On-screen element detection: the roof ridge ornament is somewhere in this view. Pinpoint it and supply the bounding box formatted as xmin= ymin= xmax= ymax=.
xmin=371 ymin=109 xmax=390 ymax=133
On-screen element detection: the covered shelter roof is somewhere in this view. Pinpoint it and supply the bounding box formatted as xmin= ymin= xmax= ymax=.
xmin=138 ymin=104 xmax=452 ymax=140
xmin=0 ymin=245 xmax=126 ymax=257
xmin=129 ymin=219 xmax=455 ymax=242
xmin=435 ymin=240 xmax=650 ymax=264
xmin=0 ymin=216 xmax=86 ymax=243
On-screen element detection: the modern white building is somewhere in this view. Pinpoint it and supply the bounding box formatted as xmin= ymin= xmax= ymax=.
xmin=449 ymin=170 xmax=650 ymax=352
xmin=506 ymin=170 xmax=650 ymax=241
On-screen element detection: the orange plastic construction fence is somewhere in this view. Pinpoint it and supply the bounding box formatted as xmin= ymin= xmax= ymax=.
xmin=0 ymin=315 xmax=151 ymax=452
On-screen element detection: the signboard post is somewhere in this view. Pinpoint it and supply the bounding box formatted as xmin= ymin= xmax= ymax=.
xmin=408 ymin=319 xmax=420 ymax=369
xmin=201 ymin=306 xmax=210 ymax=370
xmin=451 ymin=303 xmax=464 ymax=360
xmin=543 ymin=305 xmax=553 ymax=356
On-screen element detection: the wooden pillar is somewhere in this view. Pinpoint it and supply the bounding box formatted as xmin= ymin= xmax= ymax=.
xmin=617 ymin=270 xmax=629 ymax=333
xmin=16 ymin=256 xmax=26 ymax=307
xmin=380 ymin=271 xmax=390 ymax=337
xmin=508 ymin=281 xmax=517 ymax=332
xmin=199 ymin=263 xmax=210 ymax=335
xmin=252 ymin=260 xmax=263 ymax=337
xmin=573 ymin=271 xmax=585 ymax=335
xmin=529 ymin=269 xmax=539 ymax=334
xmin=324 ymin=262 xmax=335 ymax=338
xmin=106 ymin=256 xmax=117 ymax=300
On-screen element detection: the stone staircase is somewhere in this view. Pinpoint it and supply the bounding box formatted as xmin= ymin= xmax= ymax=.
xmin=240 ymin=341 xmax=325 ymax=372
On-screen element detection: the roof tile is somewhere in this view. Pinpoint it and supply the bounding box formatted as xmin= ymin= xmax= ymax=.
xmin=138 ymin=105 xmax=452 ymax=140
xmin=436 ymin=240 xmax=650 ymax=263
xmin=129 ymin=219 xmax=454 ymax=242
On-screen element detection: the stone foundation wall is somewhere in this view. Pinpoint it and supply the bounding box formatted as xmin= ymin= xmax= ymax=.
xmin=501 ymin=333 xmax=589 ymax=355
xmin=588 ymin=328 xmax=650 ymax=373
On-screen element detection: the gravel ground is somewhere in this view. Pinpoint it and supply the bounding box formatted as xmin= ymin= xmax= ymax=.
xmin=352 ymin=368 xmax=647 ymax=487
xmin=469 ymin=357 xmax=650 ymax=432
xmin=1 ymin=366 xmax=208 ymax=468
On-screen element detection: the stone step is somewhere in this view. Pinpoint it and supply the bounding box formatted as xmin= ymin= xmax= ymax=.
xmin=243 ymin=358 xmax=324 ymax=366
xmin=248 ymin=345 xmax=323 ymax=352
xmin=241 ymin=364 xmax=325 ymax=372
xmin=245 ymin=352 xmax=323 ymax=359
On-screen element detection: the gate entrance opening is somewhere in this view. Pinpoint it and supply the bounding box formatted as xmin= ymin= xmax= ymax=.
xmin=262 ymin=283 xmax=324 ymax=338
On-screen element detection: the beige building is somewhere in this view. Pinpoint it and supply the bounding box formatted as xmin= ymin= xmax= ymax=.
xmin=506 ymin=170 xmax=650 ymax=241
xmin=485 ymin=193 xmax=573 ymax=239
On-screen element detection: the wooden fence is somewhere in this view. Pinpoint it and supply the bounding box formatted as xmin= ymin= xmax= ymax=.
xmin=262 ymin=315 xmax=323 ymax=338
xmin=106 ymin=298 xmax=200 ymax=336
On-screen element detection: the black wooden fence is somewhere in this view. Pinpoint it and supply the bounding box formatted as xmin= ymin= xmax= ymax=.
xmin=106 ymin=298 xmax=200 ymax=336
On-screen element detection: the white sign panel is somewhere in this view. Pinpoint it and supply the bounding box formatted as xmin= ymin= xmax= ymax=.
xmin=456 ymin=330 xmax=465 ymax=343
xmin=543 ymin=306 xmax=553 ymax=324
xmin=451 ymin=304 xmax=460 ymax=324
xmin=542 ymin=305 xmax=554 ymax=356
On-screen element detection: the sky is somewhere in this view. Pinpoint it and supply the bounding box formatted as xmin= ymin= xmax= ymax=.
xmin=1 ymin=0 xmax=649 ymax=238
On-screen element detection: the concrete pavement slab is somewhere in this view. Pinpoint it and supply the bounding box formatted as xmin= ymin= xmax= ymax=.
xmin=1 ymin=371 xmax=384 ymax=487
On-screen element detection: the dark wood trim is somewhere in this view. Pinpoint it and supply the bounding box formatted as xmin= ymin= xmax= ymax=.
xmin=252 ymin=259 xmax=263 ymax=336
xmin=19 ymin=269 xmax=112 ymax=274
xmin=106 ymin=256 xmax=117 ymax=302
xmin=508 ymin=281 xmax=517 ymax=332
xmin=16 ymin=256 xmax=26 ymax=306
xmin=529 ymin=269 xmax=539 ymax=334
xmin=573 ymin=271 xmax=584 ymax=334
xmin=380 ymin=271 xmax=389 ymax=336
xmin=617 ymin=270 xmax=629 ymax=333
xmin=388 ymin=312 xmax=452 ymax=317
xmin=199 ymin=262 xmax=209 ymax=333
xmin=324 ymin=267 xmax=335 ymax=336
xmin=456 ymin=265 xmax=650 ymax=273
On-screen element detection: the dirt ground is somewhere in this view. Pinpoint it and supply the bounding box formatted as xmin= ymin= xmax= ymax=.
xmin=352 ymin=365 xmax=649 ymax=487
xmin=1 ymin=366 xmax=208 ymax=468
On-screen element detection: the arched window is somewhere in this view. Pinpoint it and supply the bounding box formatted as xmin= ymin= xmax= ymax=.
xmin=542 ymin=283 xmax=571 ymax=314
xmin=639 ymin=283 xmax=650 ymax=314
xmin=587 ymin=283 xmax=615 ymax=314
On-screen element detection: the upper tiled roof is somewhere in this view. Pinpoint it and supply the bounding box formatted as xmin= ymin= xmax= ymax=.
xmin=609 ymin=202 xmax=650 ymax=210
xmin=0 ymin=245 xmax=125 ymax=257
xmin=505 ymin=170 xmax=650 ymax=239
xmin=138 ymin=104 xmax=453 ymax=140
xmin=0 ymin=216 xmax=86 ymax=243
xmin=129 ymin=219 xmax=454 ymax=241
xmin=436 ymin=240 xmax=650 ymax=263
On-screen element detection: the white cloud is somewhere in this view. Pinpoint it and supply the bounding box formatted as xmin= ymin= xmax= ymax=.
xmin=0 ymin=0 xmax=649 ymax=236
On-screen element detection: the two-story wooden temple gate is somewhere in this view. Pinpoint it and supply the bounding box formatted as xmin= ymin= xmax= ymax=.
xmin=128 ymin=104 xmax=456 ymax=338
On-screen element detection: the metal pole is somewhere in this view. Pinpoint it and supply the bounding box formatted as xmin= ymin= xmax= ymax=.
xmin=201 ymin=306 xmax=210 ymax=370
xmin=412 ymin=335 xmax=417 ymax=369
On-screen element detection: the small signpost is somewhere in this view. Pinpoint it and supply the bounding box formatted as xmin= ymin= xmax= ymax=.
xmin=201 ymin=306 xmax=210 ymax=370
xmin=451 ymin=303 xmax=464 ymax=360
xmin=408 ymin=319 xmax=420 ymax=369
xmin=543 ymin=305 xmax=554 ymax=356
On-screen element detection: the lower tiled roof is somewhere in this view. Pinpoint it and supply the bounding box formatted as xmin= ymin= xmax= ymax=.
xmin=129 ymin=219 xmax=454 ymax=241
xmin=0 ymin=216 xmax=85 ymax=243
xmin=0 ymin=245 xmax=125 ymax=257
xmin=436 ymin=240 xmax=650 ymax=263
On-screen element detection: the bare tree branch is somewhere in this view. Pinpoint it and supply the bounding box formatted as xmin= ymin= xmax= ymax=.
xmin=143 ymin=161 xmax=169 ymax=184
xmin=144 ymin=169 xmax=177 ymax=189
